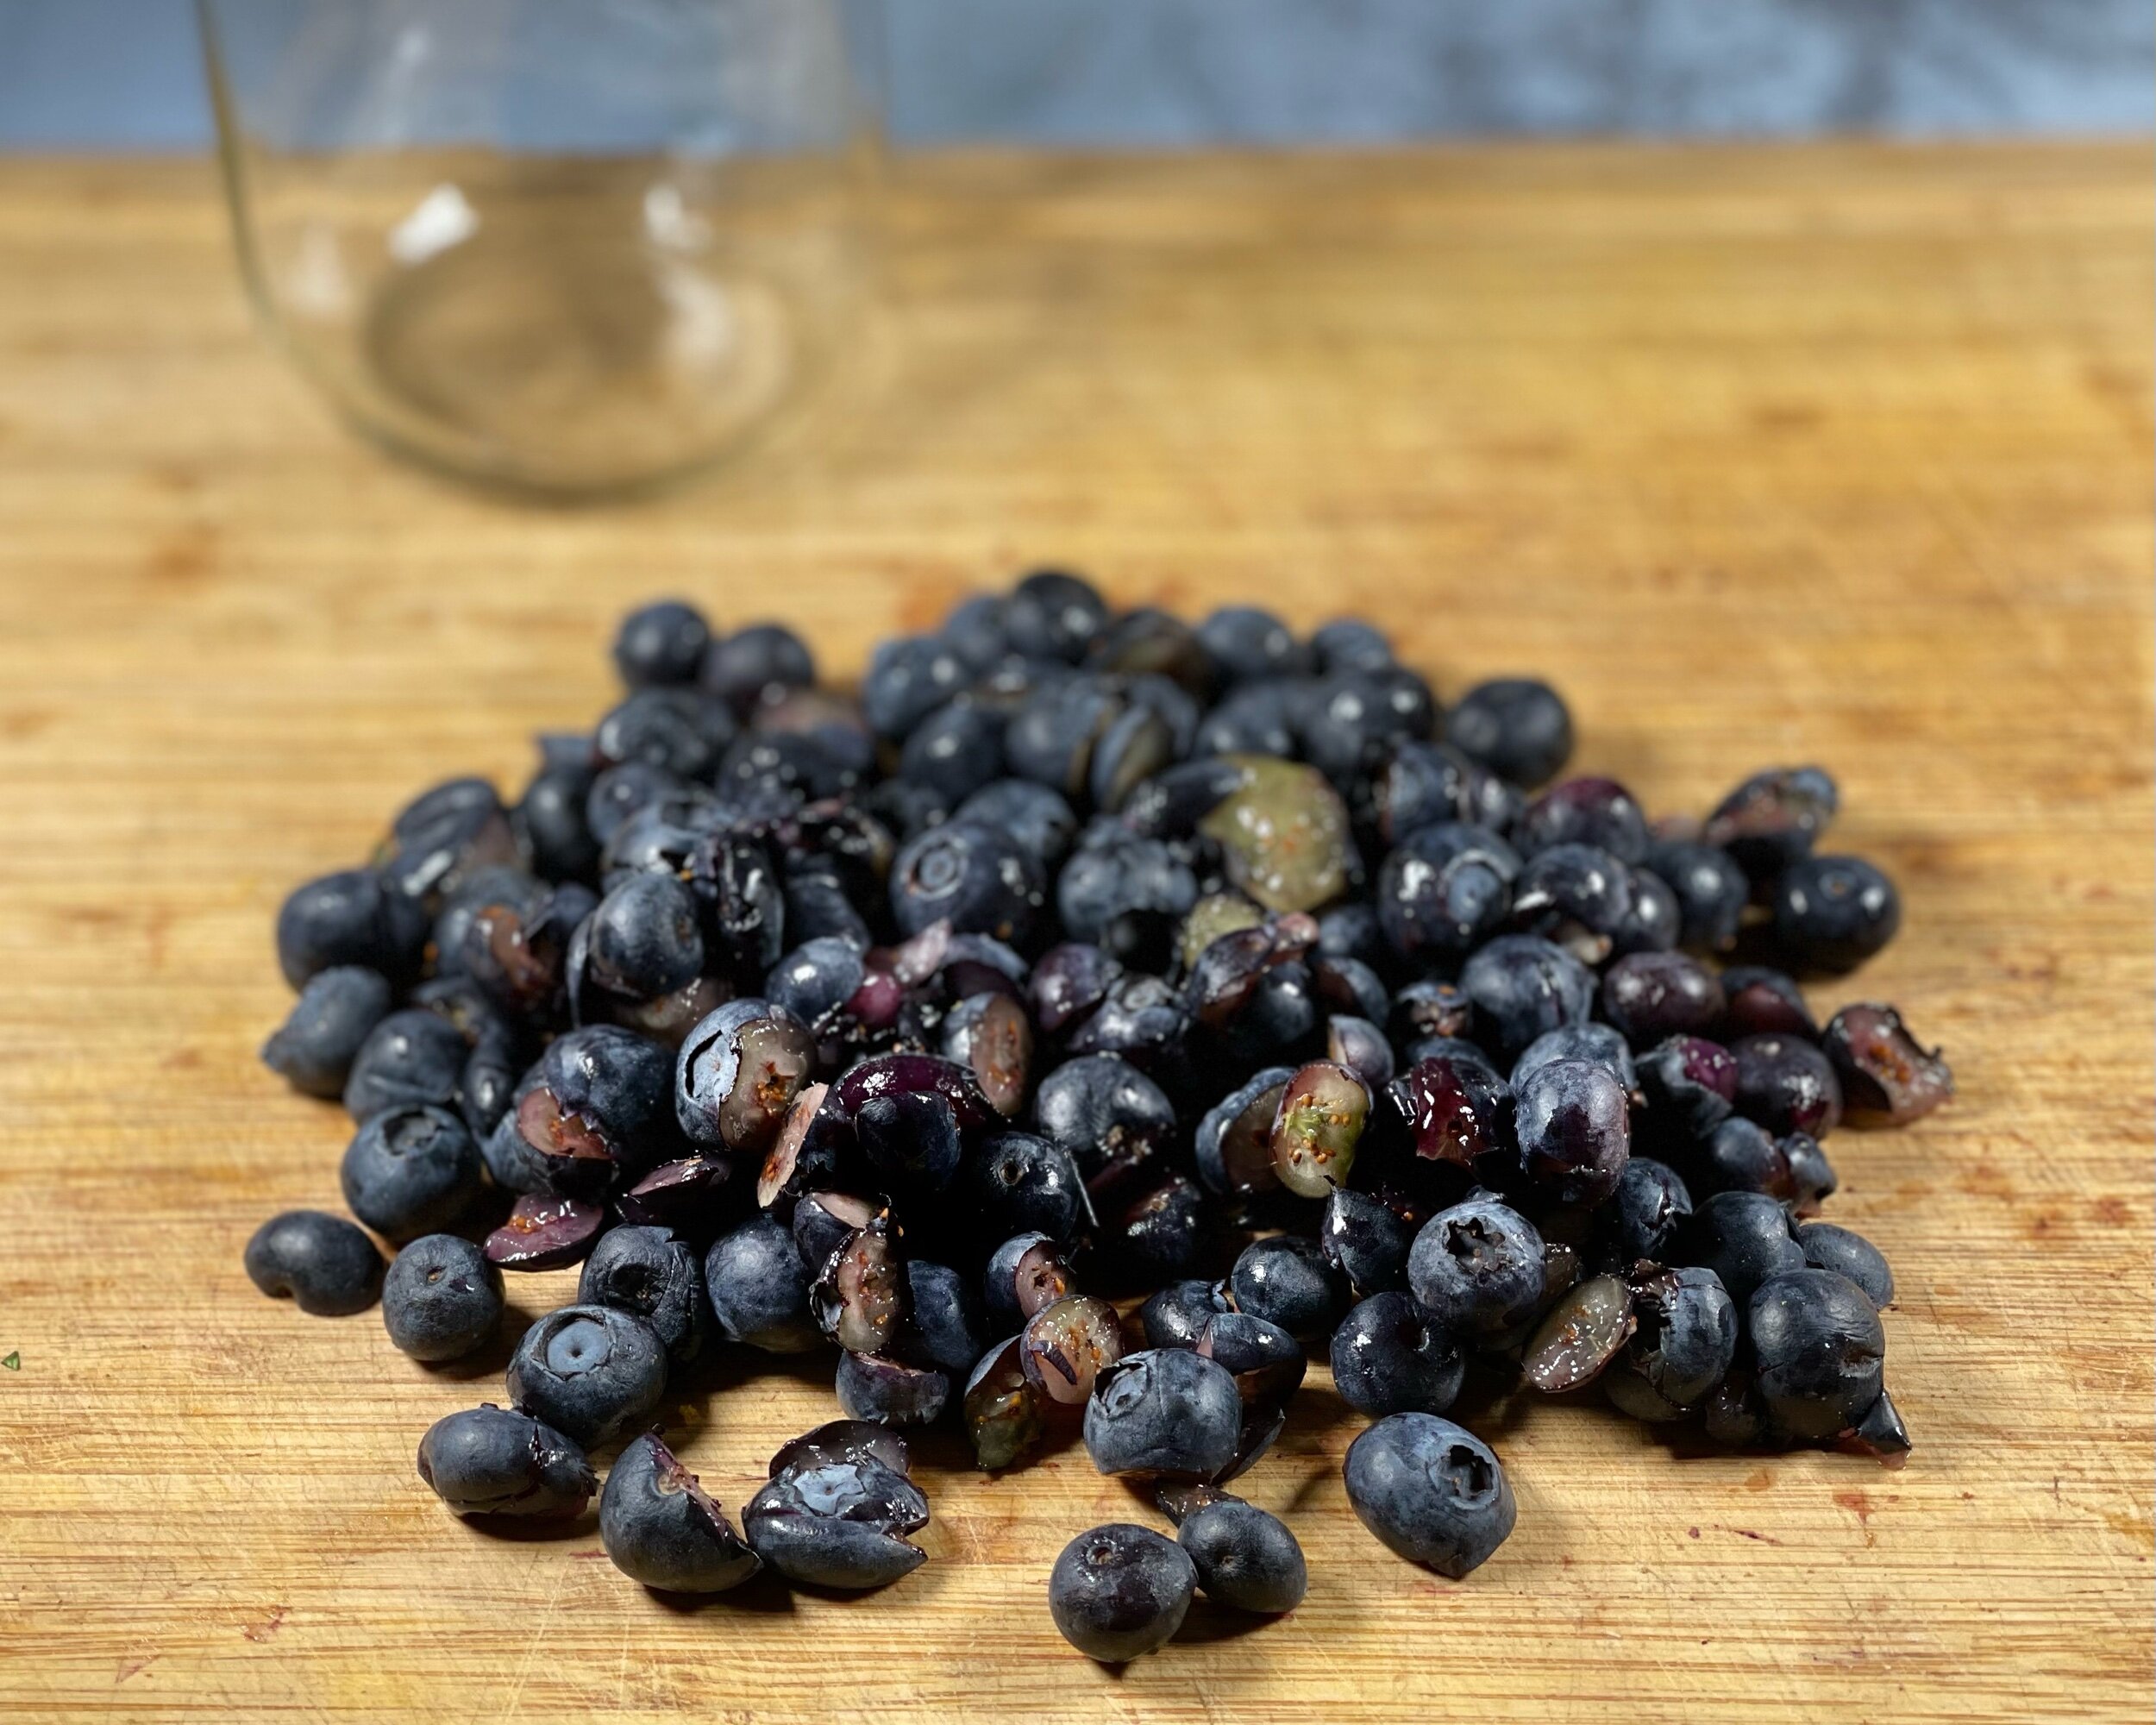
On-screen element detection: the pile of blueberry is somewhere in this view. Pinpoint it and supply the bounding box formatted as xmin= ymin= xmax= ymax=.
xmin=245 ymin=572 xmax=1952 ymax=1659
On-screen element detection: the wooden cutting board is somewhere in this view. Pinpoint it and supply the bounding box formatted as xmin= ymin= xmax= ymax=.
xmin=0 ymin=143 xmax=2148 ymax=1724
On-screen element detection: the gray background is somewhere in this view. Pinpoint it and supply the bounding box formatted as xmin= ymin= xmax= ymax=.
xmin=1 ymin=0 xmax=2149 ymax=147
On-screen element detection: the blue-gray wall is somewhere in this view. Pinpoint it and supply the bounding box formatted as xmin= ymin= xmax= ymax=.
xmin=1 ymin=0 xmax=2148 ymax=148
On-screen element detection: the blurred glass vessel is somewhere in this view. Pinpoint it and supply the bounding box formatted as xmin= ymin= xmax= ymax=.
xmin=199 ymin=0 xmax=878 ymax=497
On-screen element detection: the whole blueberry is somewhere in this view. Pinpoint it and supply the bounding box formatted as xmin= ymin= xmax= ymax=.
xmin=1048 ymin=1523 xmax=1196 ymax=1663
xmin=1719 ymin=965 xmax=1820 ymax=1041
xmin=1796 ymin=1221 xmax=1896 ymax=1308
xmin=594 ymin=687 xmax=736 ymax=781
xmin=1511 ymin=1023 xmax=1637 ymax=1095
xmin=579 ymin=1225 xmax=707 ymax=1363
xmin=600 ymin=1433 xmax=761 ymax=1592
xmin=580 ymin=872 xmax=704 ymax=1003
xmin=1610 ymin=862 xmax=1682 ymax=957
xmin=1033 ymin=1053 xmax=1178 ymax=1201
xmin=343 ymin=1009 xmax=469 ymax=1123
xmin=1677 ymin=1190 xmax=1804 ymax=1305
xmin=1005 ymin=568 xmax=1109 ymax=662
xmin=1344 ymin=1413 xmax=1515 ymax=1578
xmin=1198 ymin=681 xmax=1302 ymax=758
xmin=1706 ymin=766 xmax=1839 ymax=885
xmin=1176 ymin=1496 xmax=1308 ymax=1614
xmin=1600 ymin=951 xmax=1727 ymax=1050
xmin=764 ymin=938 xmax=867 ymax=1031
xmin=891 ymin=819 xmax=1045 ymax=948
xmin=1319 ymin=1187 xmax=1414 ymax=1298
xmin=517 ymin=750 xmax=602 ymax=884
xmin=856 ymin=1090 xmax=964 ymax=1193
xmin=1459 ymin=935 xmax=1595 ymax=1063
xmin=1228 ymin=1235 xmax=1347 ymax=1339
xmin=899 ymin=699 xmax=1006 ymax=805
xmin=507 ymin=1304 xmax=668 ymax=1450
xmin=1595 ymin=1157 xmax=1693 ymax=1267
xmin=1376 ymin=822 xmax=1520 ymax=963
xmin=862 ymin=635 xmax=968 ymax=741
xmin=1407 ymin=1200 xmax=1545 ymax=1339
xmin=1332 ymin=1292 xmax=1466 ymax=1418
xmin=417 ymin=1404 xmax=594 ymax=1519
xmin=1140 ymin=1279 xmax=1232 ymax=1350
xmin=1731 ymin=1033 xmax=1845 ymax=1138
xmin=743 ymin=1457 xmax=930 ymax=1589
xmin=702 ymin=621 xmax=816 ymax=716
xmin=1644 ymin=840 xmax=1748 ymax=954
xmin=1057 ymin=831 xmax=1199 ymax=967
xmin=1310 ymin=617 xmax=1395 ymax=674
xmin=1113 ymin=1176 xmax=1212 ymax=1281
xmin=275 ymin=868 xmax=428 ymax=990
xmin=1773 ymin=855 xmax=1902 ymax=973
xmin=1749 ymin=1269 xmax=1887 ymax=1439
xmin=1084 ymin=1349 xmax=1243 ymax=1480
xmin=1508 ymin=842 xmax=1634 ymax=960
xmin=1197 ymin=605 xmax=1306 ymax=685
xmin=383 ymin=1233 xmax=504 ymax=1362
xmin=962 ymin=1131 xmax=1086 ymax=1244
xmin=244 ymin=1210 xmax=385 ymax=1316
xmin=1299 ymin=667 xmax=1438 ymax=787
xmin=340 ymin=1104 xmax=484 ymax=1242
xmin=1514 ymin=776 xmax=1649 ymax=865
xmin=1514 ymin=1057 xmax=1631 ymax=1208
xmin=1634 ymin=1035 xmax=1739 ymax=1146
xmin=955 ymin=779 xmax=1079 ymax=873
xmin=705 ymin=1215 xmax=820 ymax=1352
xmin=262 ymin=965 xmax=393 ymax=1098
xmin=1444 ymin=677 xmax=1572 ymax=788
xmin=939 ymin=593 xmax=1009 ymax=672
xmin=613 ymin=599 xmax=713 ymax=688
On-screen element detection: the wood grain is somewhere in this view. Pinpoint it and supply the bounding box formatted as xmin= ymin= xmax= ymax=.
xmin=0 ymin=143 xmax=2148 ymax=1724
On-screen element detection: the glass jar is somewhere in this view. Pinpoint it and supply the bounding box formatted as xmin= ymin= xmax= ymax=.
xmin=198 ymin=0 xmax=879 ymax=498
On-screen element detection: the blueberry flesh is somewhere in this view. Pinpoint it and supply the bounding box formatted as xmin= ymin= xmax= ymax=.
xmin=1084 ymin=1349 xmax=1243 ymax=1480
xmin=1445 ymin=677 xmax=1573 ymax=788
xmin=836 ymin=1352 xmax=953 ymax=1427
xmin=1344 ymin=1413 xmax=1516 ymax=1578
xmin=261 ymin=965 xmax=393 ymax=1098
xmin=1749 ymin=1269 xmax=1887 ymax=1440
xmin=244 ymin=1210 xmax=385 ymax=1316
xmin=1228 ymin=1234 xmax=1347 ymax=1339
xmin=339 ymin=1105 xmax=484 ymax=1243
xmin=506 ymin=1305 xmax=668 ymax=1449
xmin=1331 ymin=1291 xmax=1466 ymax=1418
xmin=743 ymin=1458 xmax=930 ymax=1590
xmin=383 ymin=1233 xmax=504 ymax=1362
xmin=600 ymin=1433 xmax=761 ymax=1592
xmin=1177 ymin=1496 xmax=1308 ymax=1615
xmin=579 ymin=1225 xmax=707 ymax=1364
xmin=705 ymin=1214 xmax=820 ymax=1353
xmin=1048 ymin=1523 xmax=1196 ymax=1663
xmin=416 ymin=1404 xmax=595 ymax=1520
xmin=1772 ymin=855 xmax=1902 ymax=973
xmin=1407 ymin=1200 xmax=1546 ymax=1339
xmin=1796 ymin=1220 xmax=1896 ymax=1308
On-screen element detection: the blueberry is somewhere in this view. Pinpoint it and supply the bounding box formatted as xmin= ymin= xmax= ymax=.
xmin=584 ymin=762 xmax=692 ymax=848
xmin=1515 ymin=776 xmax=1649 ymax=864
xmin=1327 ymin=1014 xmax=1395 ymax=1090
xmin=1643 ymin=840 xmax=1748 ymax=954
xmin=244 ymin=1210 xmax=385 ymax=1315
xmin=1197 ymin=605 xmax=1306 ymax=684
xmin=580 ymin=872 xmax=705 ymax=1006
xmin=1511 ymin=1023 xmax=1637 ymax=1095
xmin=1730 ymin=1032 xmax=1844 ymax=1138
xmin=1845 ymin=1386 xmax=1914 ymax=1465
xmin=342 ymin=1009 xmax=467 ymax=1123
xmin=1376 ymin=822 xmax=1520 ymax=963
xmin=1139 ymin=1279 xmax=1232 ymax=1350
xmin=1749 ymin=1269 xmax=1886 ymax=1440
xmin=702 ymin=622 xmax=815 ymax=716
xmin=891 ymin=819 xmax=1045 ymax=948
xmin=812 ymin=1214 xmax=908 ymax=1355
xmin=620 ymin=1155 xmax=736 ymax=1233
xmin=600 ymin=1433 xmax=761 ymax=1591
xmin=1087 ymin=702 xmax=1182 ymax=812
xmin=517 ymin=1024 xmax=681 ymax=1186
xmin=1332 ymin=1291 xmax=1465 ymax=1417
xmin=1344 ymin=1413 xmax=1515 ymax=1578
xmin=1508 ymin=842 xmax=1634 ymax=963
xmin=1319 ymin=1188 xmax=1414 ymax=1297
xmin=1718 ymin=965 xmax=1820 ymax=1040
xmin=1195 ymin=1310 xmax=1307 ymax=1407
xmin=790 ymin=1189 xmax=876 ymax=1270
xmin=1309 ymin=618 xmax=1395 ymax=674
xmin=1633 ymin=1035 xmax=1738 ymax=1147
xmin=1797 ymin=1221 xmax=1895 ymax=1308
xmin=856 ymin=1090 xmax=965 ymax=1193
xmin=1676 ymin=1189 xmax=1803 ymax=1304
xmin=1779 ymin=1130 xmax=1839 ymax=1211
xmin=861 ymin=635 xmax=968 ymax=743
xmin=962 ymin=1336 xmax=1048 ymax=1470
xmin=1773 ymin=855 xmax=1901 ymax=973
xmin=1200 ymin=756 xmax=1360 ymax=915
xmin=1382 ymin=1053 xmax=1512 ymax=1176
xmin=1018 ymin=1293 xmax=1125 ymax=1406
xmin=1520 ymin=1272 xmax=1637 ymax=1394
xmin=517 ymin=749 xmax=602 ymax=884
xmin=275 ymin=868 xmax=429 ymax=990
xmin=1595 ymin=1157 xmax=1692 ymax=1267
xmin=1373 ymin=741 xmax=1506 ymax=845
xmin=899 ymin=699 xmax=1006 ymax=805
xmin=261 ymin=965 xmax=394 ymax=1099
xmin=1600 ymin=951 xmax=1727 ymax=1050
xmin=765 ymin=937 xmax=867 ymax=1032
xmin=1515 ymin=1057 xmax=1631 ymax=1208
xmin=1391 ymin=975 xmax=1474 ymax=1043
xmin=893 ymin=1259 xmax=982 ymax=1377
xmin=1084 ymin=1348 xmax=1242 ymax=1479
xmin=1603 ymin=1265 xmax=1738 ymax=1421
xmin=1407 ymin=1200 xmax=1545 ymax=1339
xmin=594 ymin=687 xmax=736 ymax=780
xmin=1458 ymin=934 xmax=1595 ymax=1063
xmin=1056 ymin=831 xmax=1198 ymax=967
xmin=836 ymin=1352 xmax=952 ymax=1426
xmin=675 ymin=1000 xmax=818 ymax=1157
xmin=340 ymin=1104 xmax=484 ymax=1242
xmin=743 ymin=1457 xmax=930 ymax=1589
xmin=954 ymin=778 xmax=1078 ymax=872
xmin=963 ymin=1130 xmax=1086 ymax=1244
xmin=506 ymin=1304 xmax=667 ymax=1450
xmin=1049 ymin=1523 xmax=1195 ymax=1663
xmin=1705 ymin=766 xmax=1839 ymax=885
xmin=939 ymin=593 xmax=1010 ymax=672
xmin=705 ymin=1214 xmax=820 ymax=1352
xmin=1821 ymin=1003 xmax=1954 ymax=1127
xmin=1026 ymin=940 xmax=1121 ymax=1035
xmin=1004 ymin=677 xmax=1122 ymax=798
xmin=484 ymin=1194 xmax=607 ymax=1271
xmin=1268 ymin=1059 xmax=1370 ymax=1198
xmin=612 ymin=599 xmax=712 ymax=688
xmin=1445 ymin=678 xmax=1573 ymax=788
xmin=1171 ymin=1496 xmax=1308 ymax=1615
xmin=1228 ymin=1235 xmax=1346 ymax=1339
xmin=579 ymin=1225 xmax=707 ymax=1363
xmin=1112 ymin=1176 xmax=1212 ymax=1280
xmin=1033 ymin=1053 xmax=1177 ymax=1203
xmin=1197 ymin=681 xmax=1301 ymax=758
xmin=383 ymin=1233 xmax=504 ymax=1362
xmin=999 ymin=568 xmax=1106 ymax=661
xmin=417 ymin=1404 xmax=594 ymax=1519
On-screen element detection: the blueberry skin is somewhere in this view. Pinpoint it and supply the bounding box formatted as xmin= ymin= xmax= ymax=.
xmin=1376 ymin=821 xmax=1520 ymax=964
xmin=890 ymin=819 xmax=1046 ymax=948
xmin=1197 ymin=605 xmax=1306 ymax=685
xmin=600 ymin=1433 xmax=761 ymax=1592
xmin=1511 ymin=1023 xmax=1636 ymax=1095
xmin=579 ymin=1226 xmax=707 ymax=1364
xmin=1772 ymin=855 xmax=1902 ymax=973
xmin=1407 ymin=1200 xmax=1546 ymax=1339
xmin=244 ymin=1210 xmax=385 ymax=1315
xmin=517 ymin=751 xmax=602 ymax=885
xmin=899 ymin=699 xmax=1006 ymax=805
xmin=261 ymin=965 xmax=394 ymax=1098
xmin=1198 ymin=682 xmax=1300 ymax=758
xmin=1596 ymin=1157 xmax=1693 ymax=1267
xmin=342 ymin=1010 xmax=469 ymax=1124
xmin=954 ymin=779 xmax=1079 ymax=872
xmin=1634 ymin=1035 xmax=1739 ymax=1145
xmin=580 ymin=872 xmax=704 ymax=1002
xmin=612 ymin=599 xmax=712 ymax=688
xmin=383 ymin=1233 xmax=504 ymax=1362
xmin=1056 ymin=831 xmax=1199 ymax=967
xmin=1228 ymin=1235 xmax=1347 ymax=1339
xmin=540 ymin=1024 xmax=682 ymax=1172
xmin=1319 ymin=1188 xmax=1413 ymax=1297
xmin=743 ymin=1458 xmax=930 ymax=1589
xmin=1049 ymin=1523 xmax=1197 ymax=1662
xmin=1459 ymin=934 xmax=1595 ymax=1063
xmin=506 ymin=1305 xmax=667 ymax=1450
xmin=702 ymin=621 xmax=816 ymax=715
xmin=1310 ymin=617 xmax=1395 ymax=674
xmin=340 ymin=1104 xmax=485 ymax=1242
xmin=1177 ymin=1497 xmax=1308 ymax=1614
xmin=1033 ymin=1053 xmax=1177 ymax=1196
xmin=899 ymin=1260 xmax=984 ymax=1377
xmin=1444 ymin=677 xmax=1572 ymax=789
xmin=1677 ymin=1190 xmax=1804 ymax=1305
xmin=1005 ymin=568 xmax=1109 ymax=662
xmin=1196 ymin=1311 xmax=1307 ymax=1406
xmin=1344 ymin=1413 xmax=1516 ymax=1578
xmin=1514 ymin=776 xmax=1650 ymax=866
xmin=1114 ymin=1176 xmax=1212 ymax=1281
xmin=1083 ymin=1349 xmax=1242 ymax=1479
xmin=1749 ymin=1269 xmax=1887 ymax=1440
xmin=275 ymin=868 xmax=428 ymax=990
xmin=836 ymin=1352 xmax=953 ymax=1426
xmin=1730 ymin=1033 xmax=1845 ymax=1138
xmin=416 ymin=1404 xmax=595 ymax=1519
xmin=862 ymin=635 xmax=968 ymax=741
xmin=963 ymin=1131 xmax=1087 ymax=1244
xmin=1605 ymin=1265 xmax=1738 ymax=1421
xmin=1796 ymin=1221 xmax=1896 ymax=1308
xmin=1332 ymin=1292 xmax=1466 ymax=1418
xmin=1514 ymin=1057 xmax=1632 ymax=1208
xmin=1140 ymin=1279 xmax=1231 ymax=1349
xmin=1645 ymin=840 xmax=1748 ymax=955
xmin=705 ymin=1215 xmax=821 ymax=1353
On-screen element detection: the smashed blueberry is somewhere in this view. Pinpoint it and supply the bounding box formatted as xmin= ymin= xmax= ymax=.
xmin=244 ymin=1210 xmax=385 ymax=1316
xmin=600 ymin=1433 xmax=761 ymax=1592
xmin=485 ymin=1193 xmax=606 ymax=1271
xmin=743 ymin=1455 xmax=930 ymax=1590
xmin=1821 ymin=1003 xmax=1953 ymax=1127
xmin=1749 ymin=1269 xmax=1886 ymax=1440
xmin=417 ymin=1404 xmax=594 ymax=1520
xmin=836 ymin=1352 xmax=952 ymax=1427
xmin=1084 ymin=1348 xmax=1243 ymax=1479
xmin=579 ymin=1225 xmax=707 ymax=1363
